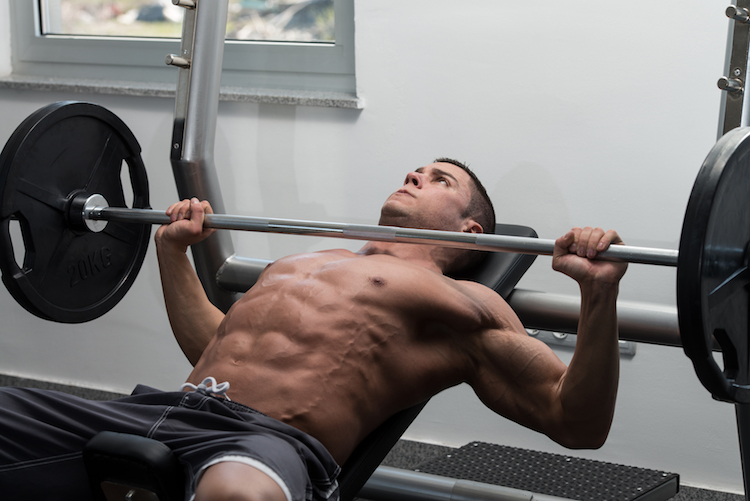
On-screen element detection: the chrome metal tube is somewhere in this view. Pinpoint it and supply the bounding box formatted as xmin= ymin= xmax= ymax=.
xmin=360 ymin=466 xmax=573 ymax=501
xmin=507 ymin=289 xmax=682 ymax=348
xmin=216 ymin=255 xmax=272 ymax=292
xmin=169 ymin=0 xmax=237 ymax=311
xmin=719 ymin=0 xmax=750 ymax=137
xmin=89 ymin=208 xmax=680 ymax=267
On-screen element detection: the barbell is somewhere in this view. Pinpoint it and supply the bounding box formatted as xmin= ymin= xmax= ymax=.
xmin=0 ymin=102 xmax=749 ymax=404
xmin=76 ymin=195 xmax=680 ymax=266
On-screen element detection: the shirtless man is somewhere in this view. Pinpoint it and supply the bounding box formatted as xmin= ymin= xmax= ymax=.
xmin=154 ymin=159 xmax=627 ymax=501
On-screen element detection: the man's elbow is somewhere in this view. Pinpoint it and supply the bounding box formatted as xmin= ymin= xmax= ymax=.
xmin=558 ymin=434 xmax=608 ymax=450
xmin=552 ymin=423 xmax=611 ymax=450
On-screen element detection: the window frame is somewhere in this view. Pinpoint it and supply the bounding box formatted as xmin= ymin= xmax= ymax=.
xmin=9 ymin=0 xmax=356 ymax=94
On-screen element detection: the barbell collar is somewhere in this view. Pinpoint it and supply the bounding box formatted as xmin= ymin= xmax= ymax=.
xmin=83 ymin=196 xmax=679 ymax=267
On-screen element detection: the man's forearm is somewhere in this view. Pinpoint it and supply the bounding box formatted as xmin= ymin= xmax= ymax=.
xmin=558 ymin=282 xmax=620 ymax=448
xmin=156 ymin=236 xmax=225 ymax=365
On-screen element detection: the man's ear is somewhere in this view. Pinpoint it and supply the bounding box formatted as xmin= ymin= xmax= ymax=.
xmin=462 ymin=220 xmax=483 ymax=234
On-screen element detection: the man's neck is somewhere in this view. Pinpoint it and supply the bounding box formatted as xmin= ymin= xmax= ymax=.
xmin=357 ymin=241 xmax=447 ymax=274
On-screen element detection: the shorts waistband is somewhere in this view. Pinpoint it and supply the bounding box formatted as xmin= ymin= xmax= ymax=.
xmin=181 ymin=377 xmax=270 ymax=417
xmin=220 ymin=398 xmax=269 ymax=417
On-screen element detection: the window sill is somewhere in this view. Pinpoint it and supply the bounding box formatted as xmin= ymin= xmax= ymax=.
xmin=0 ymin=74 xmax=364 ymax=109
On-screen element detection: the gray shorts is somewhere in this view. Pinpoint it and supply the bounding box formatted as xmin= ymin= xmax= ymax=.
xmin=0 ymin=384 xmax=340 ymax=501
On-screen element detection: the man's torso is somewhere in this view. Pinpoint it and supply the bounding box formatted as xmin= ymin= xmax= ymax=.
xmin=188 ymin=249 xmax=509 ymax=463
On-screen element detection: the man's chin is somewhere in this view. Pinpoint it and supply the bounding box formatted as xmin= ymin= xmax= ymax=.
xmin=378 ymin=213 xmax=410 ymax=228
xmin=379 ymin=204 xmax=407 ymax=225
xmin=378 ymin=215 xmax=424 ymax=230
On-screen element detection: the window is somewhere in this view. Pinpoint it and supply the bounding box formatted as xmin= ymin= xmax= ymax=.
xmin=41 ymin=1 xmax=335 ymax=42
xmin=9 ymin=0 xmax=355 ymax=96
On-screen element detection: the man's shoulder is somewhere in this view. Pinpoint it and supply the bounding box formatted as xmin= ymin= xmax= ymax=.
xmin=449 ymin=276 xmax=502 ymax=299
xmin=446 ymin=277 xmax=524 ymax=329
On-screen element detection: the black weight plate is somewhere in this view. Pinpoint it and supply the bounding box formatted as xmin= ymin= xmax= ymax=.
xmin=0 ymin=101 xmax=151 ymax=323
xmin=678 ymin=127 xmax=750 ymax=403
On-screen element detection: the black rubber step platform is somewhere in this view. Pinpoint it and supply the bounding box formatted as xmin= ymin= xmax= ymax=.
xmin=413 ymin=442 xmax=679 ymax=501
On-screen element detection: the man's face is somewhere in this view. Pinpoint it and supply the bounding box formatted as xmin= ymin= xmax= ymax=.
xmin=379 ymin=162 xmax=481 ymax=233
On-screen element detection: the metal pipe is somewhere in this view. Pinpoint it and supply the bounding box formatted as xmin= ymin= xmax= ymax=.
xmin=86 ymin=206 xmax=680 ymax=267
xmin=735 ymin=403 xmax=750 ymax=499
xmin=506 ymin=289 xmax=682 ymax=348
xmin=718 ymin=0 xmax=750 ymax=137
xmin=360 ymin=466 xmax=573 ymax=501
xmin=168 ymin=0 xmax=238 ymax=311
xmin=216 ymin=255 xmax=272 ymax=292
xmin=717 ymin=0 xmax=750 ymax=139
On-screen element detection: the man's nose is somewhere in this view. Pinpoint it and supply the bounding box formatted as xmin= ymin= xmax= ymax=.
xmin=405 ymin=171 xmax=424 ymax=188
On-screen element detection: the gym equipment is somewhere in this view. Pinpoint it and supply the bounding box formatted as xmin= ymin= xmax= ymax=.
xmin=718 ymin=1 xmax=750 ymax=137
xmin=84 ymin=431 xmax=184 ymax=501
xmin=168 ymin=0 xmax=237 ymax=314
xmin=678 ymin=126 xmax=750 ymax=404
xmin=363 ymin=442 xmax=679 ymax=501
xmin=2 ymin=100 xmax=750 ymax=407
xmin=0 ymin=102 xmax=151 ymax=323
xmin=76 ymin=194 xmax=678 ymax=266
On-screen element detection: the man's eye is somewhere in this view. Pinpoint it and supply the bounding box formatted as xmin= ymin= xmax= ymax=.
xmin=438 ymin=178 xmax=448 ymax=185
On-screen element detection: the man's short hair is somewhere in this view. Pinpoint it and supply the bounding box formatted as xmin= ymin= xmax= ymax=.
xmin=433 ymin=157 xmax=497 ymax=274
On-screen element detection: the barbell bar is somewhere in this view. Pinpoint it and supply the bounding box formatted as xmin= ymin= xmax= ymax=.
xmin=79 ymin=194 xmax=680 ymax=267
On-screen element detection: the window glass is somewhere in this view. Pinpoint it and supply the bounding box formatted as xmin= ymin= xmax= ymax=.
xmin=41 ymin=0 xmax=335 ymax=42
xmin=11 ymin=1 xmax=355 ymax=96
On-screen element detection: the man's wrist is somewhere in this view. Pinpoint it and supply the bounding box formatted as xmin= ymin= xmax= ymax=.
xmin=155 ymin=232 xmax=189 ymax=256
xmin=579 ymin=280 xmax=620 ymax=303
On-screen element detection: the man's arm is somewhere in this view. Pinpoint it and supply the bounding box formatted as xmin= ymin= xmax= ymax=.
xmin=155 ymin=198 xmax=225 ymax=365
xmin=467 ymin=227 xmax=627 ymax=449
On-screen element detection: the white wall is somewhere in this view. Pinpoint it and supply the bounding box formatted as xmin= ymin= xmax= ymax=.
xmin=0 ymin=0 xmax=742 ymax=494
xmin=0 ymin=0 xmax=9 ymax=77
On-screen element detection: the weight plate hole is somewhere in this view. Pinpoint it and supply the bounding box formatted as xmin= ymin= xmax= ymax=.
xmin=714 ymin=328 xmax=739 ymax=380
xmin=120 ymin=160 xmax=134 ymax=208
xmin=9 ymin=214 xmax=34 ymax=273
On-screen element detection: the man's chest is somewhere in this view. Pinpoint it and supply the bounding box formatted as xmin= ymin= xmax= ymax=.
xmin=259 ymin=251 xmax=480 ymax=317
